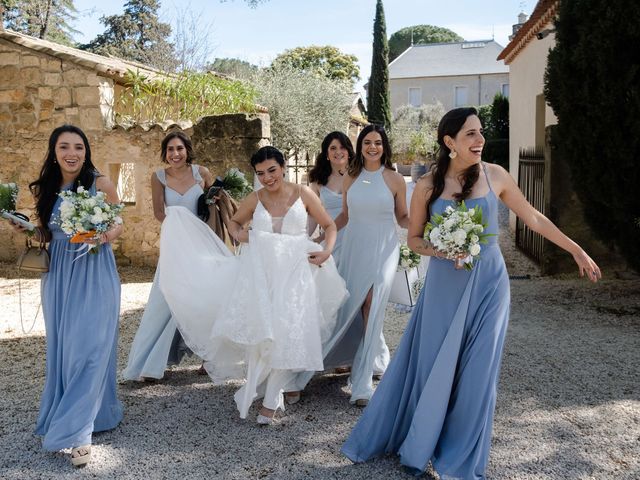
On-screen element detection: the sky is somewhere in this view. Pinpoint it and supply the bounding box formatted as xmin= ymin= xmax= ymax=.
xmin=72 ymin=0 xmax=538 ymax=89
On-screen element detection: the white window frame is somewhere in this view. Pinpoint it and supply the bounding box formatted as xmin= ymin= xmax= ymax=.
xmin=501 ymin=83 xmax=510 ymax=97
xmin=408 ymin=87 xmax=422 ymax=107
xmin=454 ymin=85 xmax=469 ymax=107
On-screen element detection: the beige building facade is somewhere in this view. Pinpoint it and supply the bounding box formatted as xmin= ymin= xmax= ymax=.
xmin=498 ymin=0 xmax=559 ymax=228
xmin=389 ymin=40 xmax=509 ymax=113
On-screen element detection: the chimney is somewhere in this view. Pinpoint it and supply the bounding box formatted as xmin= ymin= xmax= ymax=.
xmin=509 ymin=12 xmax=529 ymax=40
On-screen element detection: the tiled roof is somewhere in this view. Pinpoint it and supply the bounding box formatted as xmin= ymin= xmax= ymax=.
xmin=497 ymin=0 xmax=559 ymax=64
xmin=0 ymin=29 xmax=163 ymax=82
xmin=389 ymin=40 xmax=508 ymax=79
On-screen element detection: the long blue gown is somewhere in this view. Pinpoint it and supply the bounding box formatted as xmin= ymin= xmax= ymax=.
xmin=320 ymin=166 xmax=396 ymax=402
xmin=342 ymin=164 xmax=510 ymax=479
xmin=122 ymin=165 xmax=203 ymax=380
xmin=35 ymin=176 xmax=123 ymax=451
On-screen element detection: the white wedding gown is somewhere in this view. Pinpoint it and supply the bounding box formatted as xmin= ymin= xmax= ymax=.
xmin=158 ymin=197 xmax=348 ymax=418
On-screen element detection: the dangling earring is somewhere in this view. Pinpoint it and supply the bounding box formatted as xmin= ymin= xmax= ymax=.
xmin=449 ymin=150 xmax=457 ymax=159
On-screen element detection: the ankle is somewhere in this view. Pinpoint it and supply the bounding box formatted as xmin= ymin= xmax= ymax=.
xmin=259 ymin=406 xmax=275 ymax=418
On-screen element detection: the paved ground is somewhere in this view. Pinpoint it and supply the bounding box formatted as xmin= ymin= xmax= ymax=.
xmin=1 ymin=222 xmax=638 ymax=479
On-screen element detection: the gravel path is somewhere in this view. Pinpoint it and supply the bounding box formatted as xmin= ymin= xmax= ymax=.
xmin=1 ymin=223 xmax=638 ymax=479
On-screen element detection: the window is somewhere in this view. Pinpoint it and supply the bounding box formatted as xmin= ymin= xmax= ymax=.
xmin=408 ymin=87 xmax=422 ymax=107
xmin=109 ymin=162 xmax=136 ymax=205
xmin=454 ymin=86 xmax=469 ymax=107
xmin=501 ymin=83 xmax=510 ymax=97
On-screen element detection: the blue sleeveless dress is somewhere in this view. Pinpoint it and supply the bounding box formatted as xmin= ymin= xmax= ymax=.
xmin=35 ymin=175 xmax=123 ymax=451
xmin=122 ymin=165 xmax=203 ymax=380
xmin=313 ymin=166 xmax=396 ymax=402
xmin=342 ymin=164 xmax=510 ymax=479
xmin=319 ymin=186 xmax=345 ymax=266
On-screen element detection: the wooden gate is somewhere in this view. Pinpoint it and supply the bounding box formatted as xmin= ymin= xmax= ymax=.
xmin=515 ymin=147 xmax=546 ymax=263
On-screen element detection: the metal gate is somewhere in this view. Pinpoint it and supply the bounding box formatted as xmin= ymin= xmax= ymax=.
xmin=515 ymin=147 xmax=546 ymax=263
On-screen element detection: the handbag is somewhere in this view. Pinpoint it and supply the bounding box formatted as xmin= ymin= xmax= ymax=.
xmin=17 ymin=236 xmax=50 ymax=273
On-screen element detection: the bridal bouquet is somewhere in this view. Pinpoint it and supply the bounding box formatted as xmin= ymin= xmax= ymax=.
xmin=57 ymin=186 xmax=124 ymax=253
xmin=425 ymin=202 xmax=492 ymax=270
xmin=0 ymin=182 xmax=18 ymax=213
xmin=398 ymin=243 xmax=421 ymax=271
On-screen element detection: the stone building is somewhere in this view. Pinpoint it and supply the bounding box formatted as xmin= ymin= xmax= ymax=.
xmin=0 ymin=28 xmax=269 ymax=266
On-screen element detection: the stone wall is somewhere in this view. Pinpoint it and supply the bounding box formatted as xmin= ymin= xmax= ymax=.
xmin=0 ymin=37 xmax=270 ymax=266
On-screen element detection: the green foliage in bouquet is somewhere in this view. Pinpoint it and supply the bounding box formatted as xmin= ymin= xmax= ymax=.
xmin=222 ymin=168 xmax=253 ymax=201
xmin=0 ymin=183 xmax=18 ymax=213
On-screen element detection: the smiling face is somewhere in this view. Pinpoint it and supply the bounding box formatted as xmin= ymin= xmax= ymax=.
xmin=361 ymin=131 xmax=384 ymax=166
xmin=446 ymin=115 xmax=485 ymax=164
xmin=327 ymin=138 xmax=349 ymax=172
xmin=165 ymin=137 xmax=188 ymax=168
xmin=55 ymin=132 xmax=86 ymax=180
xmin=254 ymin=158 xmax=284 ymax=192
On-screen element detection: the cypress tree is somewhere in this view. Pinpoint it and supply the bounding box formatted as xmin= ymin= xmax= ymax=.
xmin=367 ymin=0 xmax=391 ymax=129
xmin=544 ymin=0 xmax=640 ymax=271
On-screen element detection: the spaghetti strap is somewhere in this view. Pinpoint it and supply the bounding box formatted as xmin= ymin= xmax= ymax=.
xmin=481 ymin=162 xmax=494 ymax=193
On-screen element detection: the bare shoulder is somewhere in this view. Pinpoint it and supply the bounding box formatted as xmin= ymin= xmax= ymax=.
xmin=343 ymin=173 xmax=358 ymax=191
xmin=416 ymin=171 xmax=434 ymax=190
xmin=383 ymin=167 xmax=405 ymax=184
xmin=300 ymin=184 xmax=317 ymax=200
xmin=308 ymin=181 xmax=321 ymax=196
xmin=198 ymin=165 xmax=212 ymax=176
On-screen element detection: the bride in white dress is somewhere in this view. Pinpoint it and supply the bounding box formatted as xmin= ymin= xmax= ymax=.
xmin=157 ymin=146 xmax=348 ymax=424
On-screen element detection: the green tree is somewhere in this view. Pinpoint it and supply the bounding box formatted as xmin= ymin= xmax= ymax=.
xmin=390 ymin=103 xmax=444 ymax=162
xmin=479 ymin=93 xmax=509 ymax=170
xmin=367 ymin=0 xmax=391 ymax=129
xmin=251 ymin=64 xmax=352 ymax=160
xmin=389 ymin=25 xmax=463 ymax=62
xmin=544 ymin=0 xmax=640 ymax=270
xmin=80 ymin=0 xmax=176 ymax=71
xmin=1 ymin=0 xmax=79 ymax=45
xmin=271 ymin=45 xmax=360 ymax=85
xmin=207 ymin=58 xmax=258 ymax=79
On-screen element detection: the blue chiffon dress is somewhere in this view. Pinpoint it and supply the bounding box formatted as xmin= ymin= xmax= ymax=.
xmin=35 ymin=176 xmax=123 ymax=451
xmin=310 ymin=166 xmax=396 ymax=401
xmin=342 ymin=164 xmax=510 ymax=479
xmin=319 ymin=186 xmax=345 ymax=266
xmin=122 ymin=165 xmax=203 ymax=380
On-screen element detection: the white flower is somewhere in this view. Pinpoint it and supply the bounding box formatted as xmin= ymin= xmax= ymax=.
xmin=77 ymin=186 xmax=85 ymax=193
xmin=452 ymin=229 xmax=467 ymax=246
xmin=470 ymin=243 xmax=481 ymax=256
xmin=470 ymin=234 xmax=479 ymax=243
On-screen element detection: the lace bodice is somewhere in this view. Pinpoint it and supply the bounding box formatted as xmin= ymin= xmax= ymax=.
xmin=252 ymin=197 xmax=308 ymax=235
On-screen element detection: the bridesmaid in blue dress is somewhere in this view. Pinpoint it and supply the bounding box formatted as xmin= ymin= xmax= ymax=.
xmin=12 ymin=125 xmax=124 ymax=467
xmin=307 ymin=131 xmax=353 ymax=266
xmin=301 ymin=125 xmax=410 ymax=405
xmin=122 ymin=131 xmax=213 ymax=381
xmin=342 ymin=108 xmax=601 ymax=478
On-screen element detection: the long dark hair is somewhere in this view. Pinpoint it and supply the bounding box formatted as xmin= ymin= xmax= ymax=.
xmin=348 ymin=124 xmax=395 ymax=177
xmin=308 ymin=131 xmax=354 ymax=185
xmin=29 ymin=125 xmax=98 ymax=228
xmin=426 ymin=107 xmax=480 ymax=221
xmin=160 ymin=130 xmax=195 ymax=164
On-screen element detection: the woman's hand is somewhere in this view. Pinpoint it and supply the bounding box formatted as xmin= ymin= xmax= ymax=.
xmin=308 ymin=249 xmax=331 ymax=266
xmin=573 ymin=248 xmax=602 ymax=282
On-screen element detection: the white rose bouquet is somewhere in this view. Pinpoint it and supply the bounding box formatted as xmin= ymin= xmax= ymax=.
xmin=397 ymin=243 xmax=421 ymax=271
xmin=56 ymin=186 xmax=124 ymax=253
xmin=424 ymin=201 xmax=493 ymax=270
